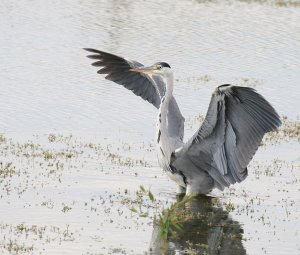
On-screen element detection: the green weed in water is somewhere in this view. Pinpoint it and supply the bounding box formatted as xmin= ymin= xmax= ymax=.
xmin=129 ymin=186 xmax=194 ymax=255
xmin=156 ymin=195 xmax=194 ymax=254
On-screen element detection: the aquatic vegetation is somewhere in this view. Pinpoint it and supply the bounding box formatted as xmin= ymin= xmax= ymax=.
xmin=267 ymin=0 xmax=300 ymax=7
xmin=0 ymin=223 xmax=75 ymax=254
xmin=273 ymin=116 xmax=300 ymax=141
xmin=156 ymin=196 xmax=195 ymax=254
xmin=129 ymin=186 xmax=195 ymax=254
xmin=3 ymin=239 xmax=33 ymax=255
xmin=62 ymin=203 xmax=73 ymax=213
xmin=195 ymin=0 xmax=300 ymax=7
xmin=0 ymin=162 xmax=17 ymax=179
xmin=262 ymin=115 xmax=300 ymax=144
xmin=0 ymin=132 xmax=299 ymax=254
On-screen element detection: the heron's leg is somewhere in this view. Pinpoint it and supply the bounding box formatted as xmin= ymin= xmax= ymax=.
xmin=176 ymin=185 xmax=186 ymax=194
xmin=184 ymin=171 xmax=214 ymax=196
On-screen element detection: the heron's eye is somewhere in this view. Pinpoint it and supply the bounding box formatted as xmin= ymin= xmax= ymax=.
xmin=157 ymin=65 xmax=162 ymax=70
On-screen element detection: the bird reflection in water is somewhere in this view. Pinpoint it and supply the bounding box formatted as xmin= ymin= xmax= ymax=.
xmin=149 ymin=195 xmax=246 ymax=255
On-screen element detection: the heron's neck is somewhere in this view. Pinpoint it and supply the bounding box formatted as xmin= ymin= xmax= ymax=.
xmin=156 ymin=72 xmax=174 ymax=161
xmin=160 ymin=72 xmax=174 ymax=129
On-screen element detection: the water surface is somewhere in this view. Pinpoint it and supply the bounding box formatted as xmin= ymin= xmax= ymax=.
xmin=0 ymin=0 xmax=300 ymax=254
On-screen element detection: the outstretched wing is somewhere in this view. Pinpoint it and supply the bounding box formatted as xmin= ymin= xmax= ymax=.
xmin=84 ymin=48 xmax=185 ymax=140
xmin=172 ymin=85 xmax=281 ymax=190
xmin=84 ymin=48 xmax=163 ymax=107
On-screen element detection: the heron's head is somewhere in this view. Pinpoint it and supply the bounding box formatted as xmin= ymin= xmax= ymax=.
xmin=130 ymin=62 xmax=171 ymax=76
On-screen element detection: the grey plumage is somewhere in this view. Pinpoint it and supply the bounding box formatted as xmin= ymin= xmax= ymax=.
xmin=172 ymin=85 xmax=281 ymax=191
xmin=84 ymin=48 xmax=161 ymax=107
xmin=84 ymin=48 xmax=281 ymax=195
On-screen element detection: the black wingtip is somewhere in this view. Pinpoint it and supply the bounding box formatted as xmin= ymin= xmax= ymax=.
xmin=83 ymin=47 xmax=92 ymax=52
xmin=83 ymin=48 xmax=103 ymax=60
xmin=83 ymin=48 xmax=100 ymax=54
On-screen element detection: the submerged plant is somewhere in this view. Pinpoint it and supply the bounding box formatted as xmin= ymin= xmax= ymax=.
xmin=156 ymin=195 xmax=194 ymax=254
xmin=128 ymin=186 xmax=194 ymax=254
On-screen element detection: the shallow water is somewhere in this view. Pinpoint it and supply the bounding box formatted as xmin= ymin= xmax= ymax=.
xmin=0 ymin=0 xmax=300 ymax=254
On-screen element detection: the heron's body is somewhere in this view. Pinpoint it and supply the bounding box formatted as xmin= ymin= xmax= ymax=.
xmin=84 ymin=48 xmax=281 ymax=195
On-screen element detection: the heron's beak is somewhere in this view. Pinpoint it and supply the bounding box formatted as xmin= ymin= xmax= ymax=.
xmin=129 ymin=66 xmax=156 ymax=73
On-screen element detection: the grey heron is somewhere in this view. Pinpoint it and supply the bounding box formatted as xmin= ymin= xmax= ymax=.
xmin=84 ymin=48 xmax=281 ymax=195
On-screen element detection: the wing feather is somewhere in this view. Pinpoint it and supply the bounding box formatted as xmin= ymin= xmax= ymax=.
xmin=173 ymin=85 xmax=281 ymax=190
xmin=84 ymin=48 xmax=162 ymax=108
xmin=84 ymin=48 xmax=185 ymax=141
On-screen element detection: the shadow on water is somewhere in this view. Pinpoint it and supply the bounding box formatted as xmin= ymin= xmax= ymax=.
xmin=149 ymin=195 xmax=246 ymax=255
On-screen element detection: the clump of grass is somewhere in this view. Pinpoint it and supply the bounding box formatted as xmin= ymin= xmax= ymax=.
xmin=262 ymin=115 xmax=300 ymax=145
xmin=224 ymin=201 xmax=235 ymax=212
xmin=48 ymin=133 xmax=56 ymax=142
xmin=129 ymin=186 xmax=194 ymax=255
xmin=275 ymin=0 xmax=300 ymax=7
xmin=279 ymin=116 xmax=300 ymax=140
xmin=61 ymin=203 xmax=72 ymax=213
xmin=156 ymin=196 xmax=194 ymax=254
xmin=0 ymin=162 xmax=17 ymax=178
xmin=106 ymin=152 xmax=149 ymax=167
xmin=6 ymin=240 xmax=34 ymax=254
xmin=16 ymin=224 xmax=47 ymax=239
xmin=0 ymin=134 xmax=7 ymax=143
xmin=129 ymin=185 xmax=156 ymax=218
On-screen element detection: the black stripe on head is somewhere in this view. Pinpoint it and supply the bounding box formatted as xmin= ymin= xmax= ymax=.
xmin=155 ymin=62 xmax=171 ymax=68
